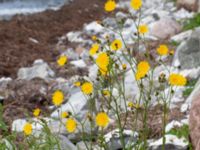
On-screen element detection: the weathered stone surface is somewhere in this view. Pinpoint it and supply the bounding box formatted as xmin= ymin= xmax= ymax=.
xmin=177 ymin=0 xmax=198 ymax=12
xmin=189 ymin=78 xmax=200 ymax=149
xmin=150 ymin=18 xmax=181 ymax=39
xmin=173 ymin=27 xmax=200 ymax=69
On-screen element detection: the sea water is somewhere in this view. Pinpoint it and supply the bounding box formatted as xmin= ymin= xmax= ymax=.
xmin=0 ymin=0 xmax=70 ymax=20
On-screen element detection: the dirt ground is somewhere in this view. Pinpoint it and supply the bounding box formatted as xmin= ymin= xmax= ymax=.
xmin=0 ymin=0 xmax=110 ymax=78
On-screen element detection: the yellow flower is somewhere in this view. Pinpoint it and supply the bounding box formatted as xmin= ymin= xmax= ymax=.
xmin=92 ymin=35 xmax=97 ymax=41
xmin=135 ymin=70 xmax=146 ymax=80
xmin=61 ymin=111 xmax=69 ymax=118
xmin=157 ymin=45 xmax=169 ymax=56
xmin=96 ymin=52 xmax=109 ymax=69
xmin=81 ymin=82 xmax=93 ymax=95
xmin=57 ymin=55 xmax=68 ymax=66
xmin=52 ymin=90 xmax=64 ymax=106
xmin=23 ymin=123 xmax=32 ymax=136
xmin=110 ymin=39 xmax=123 ymax=51
xmin=169 ymin=50 xmax=174 ymax=55
xmin=103 ymin=90 xmax=110 ymax=96
xmin=130 ymin=0 xmax=142 ymax=10
xmin=95 ymin=112 xmax=109 ymax=128
xmin=138 ymin=24 xmax=148 ymax=34
xmin=66 ymin=118 xmax=77 ymax=133
xmin=137 ymin=61 xmax=150 ymax=73
xmin=122 ymin=64 xmax=127 ymax=70
xmin=169 ymin=74 xmax=187 ymax=86
xmin=104 ymin=0 xmax=116 ymax=12
xmin=89 ymin=43 xmax=99 ymax=56
xmin=128 ymin=102 xmax=140 ymax=109
xmin=74 ymin=81 xmax=81 ymax=87
xmin=33 ymin=108 xmax=41 ymax=117
xmin=135 ymin=61 xmax=150 ymax=80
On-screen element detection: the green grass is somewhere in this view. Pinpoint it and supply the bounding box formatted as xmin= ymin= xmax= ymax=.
xmin=167 ymin=124 xmax=193 ymax=150
xmin=183 ymin=13 xmax=200 ymax=31
xmin=183 ymin=79 xmax=198 ymax=98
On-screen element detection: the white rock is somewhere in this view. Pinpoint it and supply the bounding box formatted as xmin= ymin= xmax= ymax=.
xmin=17 ymin=59 xmax=55 ymax=81
xmin=88 ymin=65 xmax=98 ymax=81
xmin=84 ymin=21 xmax=104 ymax=34
xmin=181 ymin=103 xmax=189 ymax=113
xmin=165 ymin=120 xmax=183 ymax=133
xmin=150 ymin=18 xmax=182 ymax=39
xmin=170 ymin=30 xmax=192 ymax=43
xmin=149 ymin=135 xmax=188 ymax=149
xmin=70 ymin=59 xmax=86 ymax=68
xmin=51 ymin=92 xmax=88 ymax=120
xmin=67 ymin=31 xmax=84 ymax=43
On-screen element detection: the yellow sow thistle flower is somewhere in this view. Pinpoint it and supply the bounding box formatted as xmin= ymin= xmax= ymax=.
xmin=157 ymin=45 xmax=169 ymax=56
xmin=89 ymin=43 xmax=99 ymax=56
xmin=130 ymin=0 xmax=142 ymax=10
xmin=104 ymin=0 xmax=116 ymax=12
xmin=110 ymin=39 xmax=123 ymax=51
xmin=122 ymin=64 xmax=127 ymax=70
xmin=81 ymin=82 xmax=93 ymax=95
xmin=137 ymin=61 xmax=150 ymax=73
xmin=135 ymin=61 xmax=150 ymax=80
xmin=103 ymin=90 xmax=110 ymax=97
xmin=92 ymin=35 xmax=97 ymax=41
xmin=23 ymin=123 xmax=32 ymax=136
xmin=95 ymin=112 xmax=109 ymax=128
xmin=52 ymin=90 xmax=64 ymax=106
xmin=61 ymin=111 xmax=69 ymax=118
xmin=57 ymin=55 xmax=68 ymax=66
xmin=74 ymin=81 xmax=81 ymax=87
xmin=138 ymin=24 xmax=148 ymax=34
xmin=66 ymin=118 xmax=77 ymax=133
xmin=96 ymin=52 xmax=109 ymax=69
xmin=169 ymin=74 xmax=187 ymax=86
xmin=33 ymin=108 xmax=41 ymax=117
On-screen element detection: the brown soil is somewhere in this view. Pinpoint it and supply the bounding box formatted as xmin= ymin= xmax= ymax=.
xmin=0 ymin=0 xmax=110 ymax=78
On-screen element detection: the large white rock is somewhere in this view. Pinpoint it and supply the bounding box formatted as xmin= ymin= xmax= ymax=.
xmin=51 ymin=92 xmax=88 ymax=120
xmin=150 ymin=18 xmax=181 ymax=39
xmin=17 ymin=59 xmax=55 ymax=81
xmin=149 ymin=134 xmax=188 ymax=150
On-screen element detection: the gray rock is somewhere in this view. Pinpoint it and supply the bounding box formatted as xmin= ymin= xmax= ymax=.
xmin=173 ymin=27 xmax=200 ymax=69
xmin=58 ymin=135 xmax=77 ymax=150
xmin=17 ymin=59 xmax=55 ymax=81
xmin=51 ymin=91 xmax=89 ymax=121
xmin=148 ymin=135 xmax=188 ymax=150
xmin=104 ymin=129 xmax=138 ymax=150
xmin=150 ymin=18 xmax=181 ymax=39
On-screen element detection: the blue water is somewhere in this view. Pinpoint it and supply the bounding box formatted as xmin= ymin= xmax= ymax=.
xmin=0 ymin=0 xmax=70 ymax=20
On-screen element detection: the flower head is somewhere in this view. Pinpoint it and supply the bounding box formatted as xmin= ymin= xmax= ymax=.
xmin=89 ymin=43 xmax=99 ymax=56
xmin=104 ymin=0 xmax=116 ymax=12
xmin=122 ymin=64 xmax=127 ymax=70
xmin=92 ymin=35 xmax=97 ymax=41
xmin=96 ymin=52 xmax=109 ymax=69
xmin=61 ymin=111 xmax=69 ymax=118
xmin=135 ymin=61 xmax=150 ymax=80
xmin=103 ymin=90 xmax=110 ymax=97
xmin=157 ymin=45 xmax=169 ymax=56
xmin=137 ymin=61 xmax=150 ymax=73
xmin=23 ymin=123 xmax=32 ymax=136
xmin=169 ymin=74 xmax=187 ymax=86
xmin=33 ymin=108 xmax=41 ymax=117
xmin=130 ymin=0 xmax=142 ymax=10
xmin=96 ymin=112 xmax=109 ymax=128
xmin=110 ymin=39 xmax=122 ymax=51
xmin=66 ymin=118 xmax=77 ymax=133
xmin=81 ymin=82 xmax=93 ymax=95
xmin=74 ymin=81 xmax=81 ymax=87
xmin=52 ymin=90 xmax=64 ymax=106
xmin=138 ymin=24 xmax=148 ymax=34
xmin=57 ymin=55 xmax=68 ymax=66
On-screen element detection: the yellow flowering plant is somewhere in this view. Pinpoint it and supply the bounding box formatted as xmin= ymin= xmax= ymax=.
xmin=1 ymin=0 xmax=189 ymax=149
